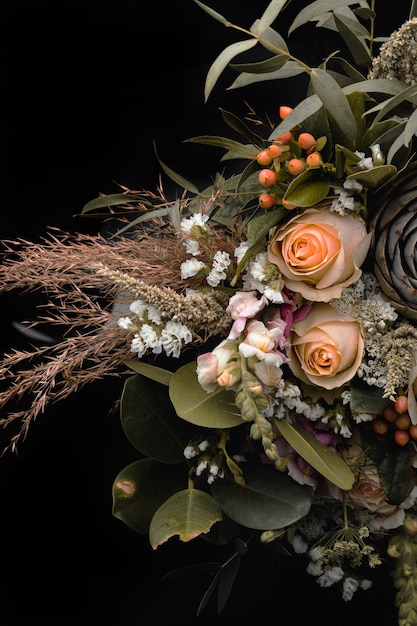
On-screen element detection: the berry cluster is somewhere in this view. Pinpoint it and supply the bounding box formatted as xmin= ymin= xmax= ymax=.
xmin=257 ymin=105 xmax=324 ymax=211
xmin=372 ymin=395 xmax=417 ymax=446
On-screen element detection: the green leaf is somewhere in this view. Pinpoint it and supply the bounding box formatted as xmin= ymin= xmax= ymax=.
xmin=184 ymin=135 xmax=258 ymax=159
xmin=169 ymin=362 xmax=243 ymax=428
xmin=256 ymin=24 xmax=289 ymax=55
xmin=121 ymin=374 xmax=197 ymax=462
xmin=276 ymin=418 xmax=355 ymax=490
xmin=254 ymin=0 xmax=287 ymax=34
xmin=349 ymin=381 xmax=391 ymax=415
xmin=246 ymin=208 xmax=285 ymax=247
xmin=346 ymin=164 xmax=397 ymax=187
xmin=211 ymin=462 xmax=312 ymax=529
xmin=284 ymin=168 xmax=330 ymax=206
xmin=288 ymin=0 xmax=365 ymax=34
xmin=154 ymin=141 xmax=200 ymax=194
xmin=362 ymin=428 xmax=416 ymax=505
xmin=310 ymin=68 xmax=357 ymax=142
xmin=123 ymin=359 xmax=173 ymax=385
xmin=228 ymin=60 xmax=304 ymax=90
xmin=403 ymin=107 xmax=417 ymax=148
xmin=192 ymin=0 xmax=230 ymax=26
xmin=149 ymin=488 xmax=223 ymax=548
xmin=230 ymin=54 xmax=288 ymax=75
xmin=80 ymin=193 xmax=149 ymax=215
xmin=220 ymin=108 xmax=265 ymax=149
xmin=333 ymin=12 xmax=371 ymax=68
xmin=269 ymin=93 xmax=323 ymax=141
xmin=204 ymin=38 xmax=258 ymax=102
xmin=112 ymin=458 xmax=187 ymax=534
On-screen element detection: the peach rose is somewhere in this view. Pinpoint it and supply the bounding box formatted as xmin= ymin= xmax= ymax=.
xmin=268 ymin=207 xmax=371 ymax=302
xmin=287 ymin=303 xmax=364 ymax=390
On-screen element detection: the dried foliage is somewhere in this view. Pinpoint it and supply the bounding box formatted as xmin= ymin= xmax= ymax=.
xmin=0 ymin=211 xmax=242 ymax=453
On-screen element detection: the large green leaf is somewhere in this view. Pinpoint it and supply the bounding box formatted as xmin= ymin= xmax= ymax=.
xmin=276 ymin=418 xmax=354 ymax=490
xmin=346 ymin=164 xmax=397 ymax=187
xmin=112 ymin=458 xmax=187 ymax=534
xmin=211 ymin=462 xmax=312 ymax=530
xmin=284 ymin=168 xmax=330 ymax=206
xmin=121 ymin=374 xmax=197 ymax=462
xmin=169 ymin=362 xmax=243 ymax=428
xmin=149 ymin=488 xmax=223 ymax=548
xmin=310 ymin=68 xmax=357 ymax=142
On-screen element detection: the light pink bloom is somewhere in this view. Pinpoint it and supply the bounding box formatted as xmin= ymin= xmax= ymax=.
xmin=226 ymin=291 xmax=268 ymax=339
xmin=196 ymin=339 xmax=237 ymax=392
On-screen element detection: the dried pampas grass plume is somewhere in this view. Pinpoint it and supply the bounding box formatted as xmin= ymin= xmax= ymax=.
xmin=0 ymin=214 xmax=241 ymax=454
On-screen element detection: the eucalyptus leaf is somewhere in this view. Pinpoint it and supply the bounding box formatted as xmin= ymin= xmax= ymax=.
xmin=154 ymin=141 xmax=200 ymax=194
xmin=253 ymin=0 xmax=287 ymax=34
xmin=211 ymin=462 xmax=312 ymax=530
xmin=204 ymin=38 xmax=258 ymax=102
xmin=333 ymin=12 xmax=371 ymax=68
xmin=228 ymin=61 xmax=304 ymax=90
xmin=185 ymin=135 xmax=259 ymax=159
xmin=121 ymin=374 xmax=197 ymax=462
xmin=220 ymin=108 xmax=265 ymax=149
xmin=112 ymin=458 xmax=187 ymax=534
xmin=149 ymin=488 xmax=223 ymax=548
xmin=230 ymin=54 xmax=289 ymax=75
xmin=276 ymin=418 xmax=354 ymax=490
xmin=123 ymin=359 xmax=173 ymax=386
xmin=288 ymin=0 xmax=366 ymax=35
xmin=169 ymin=362 xmax=243 ymax=428
xmin=310 ymin=68 xmax=357 ymax=142
xmin=80 ymin=193 xmax=148 ymax=215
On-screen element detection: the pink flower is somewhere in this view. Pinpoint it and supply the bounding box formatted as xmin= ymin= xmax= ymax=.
xmin=226 ymin=290 xmax=268 ymax=339
xmin=196 ymin=339 xmax=238 ymax=392
xmin=268 ymin=207 xmax=371 ymax=302
xmin=287 ymin=303 xmax=364 ymax=390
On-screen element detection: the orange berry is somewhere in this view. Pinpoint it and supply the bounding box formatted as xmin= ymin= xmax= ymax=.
xmin=409 ymin=424 xmax=417 ymax=440
xmin=279 ymin=105 xmax=293 ymax=119
xmin=274 ymin=131 xmax=292 ymax=145
xmin=383 ymin=406 xmax=398 ymax=422
xmin=287 ymin=158 xmax=305 ymax=176
xmin=267 ymin=144 xmax=282 ymax=159
xmin=306 ymin=152 xmax=322 ymax=168
xmin=258 ymin=168 xmax=277 ymax=187
xmin=372 ymin=418 xmax=389 ymax=435
xmin=394 ymin=429 xmax=410 ymax=446
xmin=394 ymin=395 xmax=408 ymax=414
xmin=256 ymin=150 xmax=273 ymax=166
xmin=394 ymin=412 xmax=411 ymax=430
xmin=258 ymin=193 xmax=276 ymax=210
xmin=297 ymin=132 xmax=316 ymax=151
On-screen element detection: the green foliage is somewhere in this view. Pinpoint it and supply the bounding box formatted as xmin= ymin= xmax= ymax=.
xmin=275 ymin=418 xmax=355 ymax=490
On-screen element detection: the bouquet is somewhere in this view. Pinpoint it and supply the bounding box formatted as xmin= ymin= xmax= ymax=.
xmin=2 ymin=1 xmax=417 ymax=623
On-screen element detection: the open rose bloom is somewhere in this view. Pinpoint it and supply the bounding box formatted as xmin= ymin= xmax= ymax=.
xmin=268 ymin=205 xmax=372 ymax=302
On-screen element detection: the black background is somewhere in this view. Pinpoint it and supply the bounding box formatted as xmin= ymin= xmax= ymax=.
xmin=0 ymin=2 xmax=410 ymax=625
